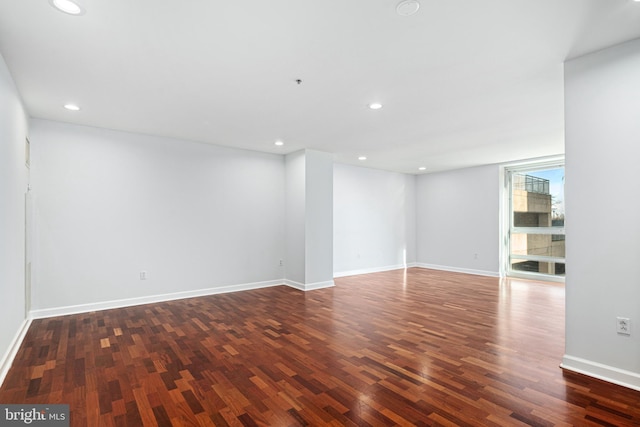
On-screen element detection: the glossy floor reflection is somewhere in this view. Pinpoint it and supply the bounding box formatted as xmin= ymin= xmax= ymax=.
xmin=1 ymin=268 xmax=639 ymax=426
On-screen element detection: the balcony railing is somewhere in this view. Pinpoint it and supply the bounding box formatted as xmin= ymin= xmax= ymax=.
xmin=513 ymin=174 xmax=550 ymax=195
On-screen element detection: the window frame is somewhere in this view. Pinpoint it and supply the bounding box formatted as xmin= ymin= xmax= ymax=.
xmin=501 ymin=157 xmax=565 ymax=282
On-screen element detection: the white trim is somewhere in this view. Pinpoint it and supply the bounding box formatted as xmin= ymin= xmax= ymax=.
xmin=499 ymin=166 xmax=508 ymax=277
xmin=501 ymin=154 xmax=565 ymax=171
xmin=508 ymin=270 xmax=565 ymax=283
xmin=561 ymin=355 xmax=640 ymax=392
xmin=28 ymin=277 xmax=339 ymax=319
xmin=284 ymin=279 xmax=335 ymax=291
xmin=415 ymin=263 xmax=500 ymax=278
xmin=0 ymin=318 xmax=33 ymax=387
xmin=29 ymin=279 xmax=285 ymax=319
xmin=511 ymin=254 xmax=566 ymax=264
xmin=333 ymin=263 xmax=418 ymax=278
xmin=512 ymin=226 xmax=565 ymax=235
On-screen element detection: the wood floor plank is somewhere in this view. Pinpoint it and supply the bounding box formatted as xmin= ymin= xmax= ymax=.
xmin=2 ymin=268 xmax=640 ymax=426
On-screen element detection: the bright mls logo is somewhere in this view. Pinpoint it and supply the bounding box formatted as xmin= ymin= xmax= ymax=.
xmin=0 ymin=405 xmax=69 ymax=426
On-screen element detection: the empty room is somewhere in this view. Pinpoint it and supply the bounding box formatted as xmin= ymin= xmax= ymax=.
xmin=1 ymin=1 xmax=640 ymax=425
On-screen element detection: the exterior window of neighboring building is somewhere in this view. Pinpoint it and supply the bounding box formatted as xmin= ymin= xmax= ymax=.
xmin=506 ymin=164 xmax=565 ymax=280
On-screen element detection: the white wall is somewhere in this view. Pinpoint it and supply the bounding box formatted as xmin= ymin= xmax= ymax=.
xmin=562 ymin=38 xmax=640 ymax=390
xmin=30 ymin=119 xmax=286 ymax=313
xmin=285 ymin=150 xmax=334 ymax=287
xmin=304 ymin=150 xmax=333 ymax=285
xmin=0 ymin=53 xmax=29 ymax=379
xmin=285 ymin=151 xmax=306 ymax=284
xmin=416 ymin=165 xmax=499 ymax=276
xmin=333 ymin=163 xmax=416 ymax=276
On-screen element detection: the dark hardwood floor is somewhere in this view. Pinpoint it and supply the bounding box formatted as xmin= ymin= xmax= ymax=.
xmin=1 ymin=268 xmax=640 ymax=426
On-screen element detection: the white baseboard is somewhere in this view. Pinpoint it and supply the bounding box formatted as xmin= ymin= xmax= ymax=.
xmin=415 ymin=263 xmax=500 ymax=278
xmin=29 ymin=279 xmax=285 ymax=319
xmin=284 ymin=279 xmax=335 ymax=291
xmin=561 ymin=355 xmax=640 ymax=392
xmin=29 ymin=277 xmax=340 ymax=319
xmin=0 ymin=318 xmax=33 ymax=387
xmin=333 ymin=263 xmax=418 ymax=278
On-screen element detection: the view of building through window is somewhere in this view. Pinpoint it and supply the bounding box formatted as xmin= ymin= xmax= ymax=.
xmin=509 ymin=167 xmax=565 ymax=278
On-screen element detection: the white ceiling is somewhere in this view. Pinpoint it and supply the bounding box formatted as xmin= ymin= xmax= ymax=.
xmin=1 ymin=0 xmax=639 ymax=174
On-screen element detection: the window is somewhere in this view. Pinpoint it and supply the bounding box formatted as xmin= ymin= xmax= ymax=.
xmin=505 ymin=162 xmax=565 ymax=280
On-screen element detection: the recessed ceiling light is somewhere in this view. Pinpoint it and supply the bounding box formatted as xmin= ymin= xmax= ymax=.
xmin=418 ymin=167 xmax=426 ymax=171
xmin=396 ymin=0 xmax=420 ymax=16
xmin=274 ymin=140 xmax=284 ymax=146
xmin=64 ymin=104 xmax=80 ymax=111
xmin=358 ymin=156 xmax=367 ymax=161
xmin=368 ymin=103 xmax=383 ymax=110
xmin=50 ymin=0 xmax=85 ymax=15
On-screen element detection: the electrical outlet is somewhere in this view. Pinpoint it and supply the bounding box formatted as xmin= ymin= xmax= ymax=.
xmin=616 ymin=317 xmax=631 ymax=335
xmin=279 ymin=260 xmax=283 ymax=267
xmin=140 ymin=271 xmax=147 ymax=280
